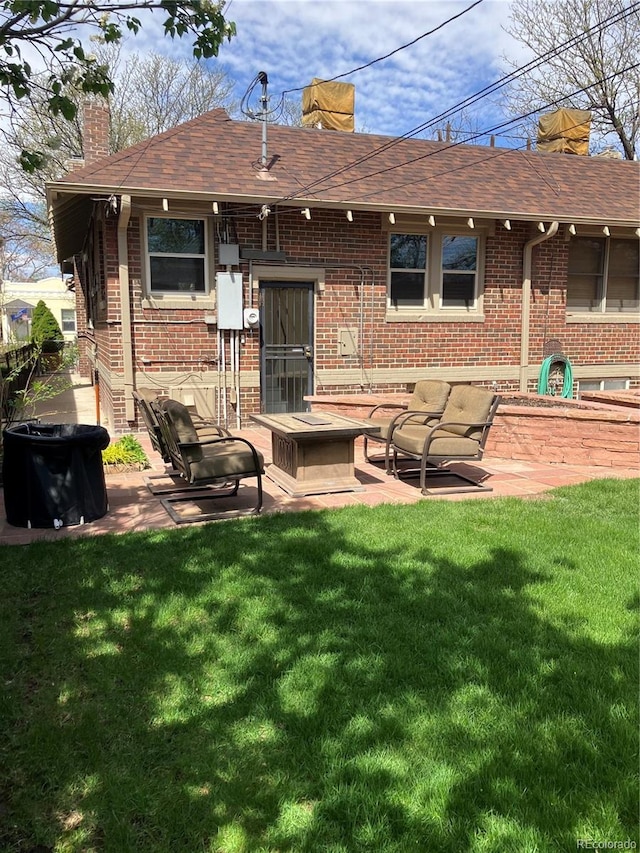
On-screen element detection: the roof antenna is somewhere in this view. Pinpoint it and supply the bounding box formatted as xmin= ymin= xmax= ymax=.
xmin=258 ymin=71 xmax=269 ymax=168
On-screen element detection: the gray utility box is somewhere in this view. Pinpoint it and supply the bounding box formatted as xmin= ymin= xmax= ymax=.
xmin=216 ymin=271 xmax=243 ymax=329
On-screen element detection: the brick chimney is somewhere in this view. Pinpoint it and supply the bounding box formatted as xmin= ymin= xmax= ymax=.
xmin=82 ymin=97 xmax=111 ymax=166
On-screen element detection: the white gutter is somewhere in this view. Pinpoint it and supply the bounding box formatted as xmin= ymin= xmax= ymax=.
xmin=117 ymin=194 xmax=135 ymax=421
xmin=520 ymin=220 xmax=559 ymax=392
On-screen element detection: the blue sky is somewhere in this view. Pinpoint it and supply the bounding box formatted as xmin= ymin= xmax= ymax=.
xmin=130 ymin=0 xmax=528 ymax=145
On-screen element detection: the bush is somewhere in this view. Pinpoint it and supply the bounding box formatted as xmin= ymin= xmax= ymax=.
xmin=102 ymin=435 xmax=150 ymax=469
xmin=31 ymin=300 xmax=63 ymax=346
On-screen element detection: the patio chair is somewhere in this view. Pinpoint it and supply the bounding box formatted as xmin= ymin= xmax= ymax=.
xmin=133 ymin=389 xmax=171 ymax=462
xmin=154 ymin=398 xmax=264 ymax=523
xmin=135 ymin=388 xmax=234 ymax=494
xmin=389 ymin=385 xmax=500 ymax=495
xmin=134 ymin=387 xmax=228 ymax=463
xmin=363 ymin=379 xmax=451 ymax=471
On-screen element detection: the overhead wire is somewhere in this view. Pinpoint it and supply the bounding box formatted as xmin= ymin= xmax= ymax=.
xmin=297 ymin=64 xmax=639 ymax=202
xmin=96 ymin=0 xmax=637 ymax=218
xmin=218 ymin=0 xmax=638 ymax=222
xmin=237 ymin=0 xmax=487 ymax=122
xmin=261 ymin=0 xmax=486 ymax=117
xmin=269 ymin=0 xmax=639 ymax=202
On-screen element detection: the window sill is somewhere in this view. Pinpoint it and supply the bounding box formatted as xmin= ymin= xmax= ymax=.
xmin=566 ymin=312 xmax=640 ymax=324
xmin=141 ymin=296 xmax=210 ymax=310
xmin=385 ymin=311 xmax=485 ymax=323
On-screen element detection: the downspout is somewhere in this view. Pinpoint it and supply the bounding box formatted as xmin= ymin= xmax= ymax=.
xmin=117 ymin=194 xmax=135 ymax=421
xmin=520 ymin=221 xmax=558 ymax=392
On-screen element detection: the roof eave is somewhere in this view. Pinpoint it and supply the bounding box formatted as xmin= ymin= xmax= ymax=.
xmin=47 ymin=182 xmax=640 ymax=256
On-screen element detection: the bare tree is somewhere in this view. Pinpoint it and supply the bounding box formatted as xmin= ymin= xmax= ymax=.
xmin=501 ymin=0 xmax=639 ymax=159
xmin=0 ymin=1 xmax=235 ymax=170
xmin=107 ymin=47 xmax=237 ymax=149
xmin=0 ymin=49 xmax=238 ymax=275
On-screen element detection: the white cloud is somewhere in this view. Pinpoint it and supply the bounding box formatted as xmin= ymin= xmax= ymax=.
xmin=1 ymin=0 xmax=526 ymax=145
xmin=215 ymin=0 xmax=521 ymax=137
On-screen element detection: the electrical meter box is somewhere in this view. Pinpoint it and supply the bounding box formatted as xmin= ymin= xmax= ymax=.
xmin=218 ymin=243 xmax=240 ymax=266
xmin=216 ymin=272 xmax=243 ymax=329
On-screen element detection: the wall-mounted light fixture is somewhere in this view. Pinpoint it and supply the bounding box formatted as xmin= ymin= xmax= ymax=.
xmin=388 ymin=212 xmax=396 ymax=224
xmin=162 ymin=198 xmax=169 ymax=211
xmin=212 ymin=201 xmax=219 ymax=214
xmin=346 ymin=210 xmax=353 ymax=222
xmin=501 ymin=219 xmax=511 ymax=230
xmin=467 ymin=217 xmax=475 ymax=229
xmin=302 ymin=208 xmax=311 ymax=219
xmin=568 ymin=224 xmax=577 ymax=235
xmin=428 ymin=215 xmax=436 ymax=227
xmin=602 ymin=225 xmax=610 ymax=236
xmin=537 ymin=222 xmax=546 ymax=232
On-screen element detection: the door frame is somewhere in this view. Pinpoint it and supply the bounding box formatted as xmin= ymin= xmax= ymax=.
xmin=252 ymin=265 xmax=325 ymax=412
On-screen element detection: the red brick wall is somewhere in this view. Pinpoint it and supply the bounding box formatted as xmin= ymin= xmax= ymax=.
xmin=89 ymin=207 xmax=638 ymax=433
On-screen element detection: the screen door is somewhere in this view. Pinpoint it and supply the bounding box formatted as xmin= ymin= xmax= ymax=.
xmin=260 ymin=281 xmax=314 ymax=413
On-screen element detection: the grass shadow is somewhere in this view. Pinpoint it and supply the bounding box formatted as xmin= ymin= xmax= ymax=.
xmin=0 ymin=482 xmax=638 ymax=852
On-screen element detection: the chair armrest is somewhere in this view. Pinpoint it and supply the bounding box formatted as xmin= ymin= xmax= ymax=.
xmin=384 ymin=409 xmax=447 ymax=462
xmin=177 ymin=435 xmax=264 ymax=470
xmin=388 ymin=408 xmax=445 ymax=431
xmin=366 ymin=402 xmax=407 ymax=418
xmin=418 ymin=419 xmax=495 ymax=454
xmin=191 ymin=418 xmax=232 ymax=437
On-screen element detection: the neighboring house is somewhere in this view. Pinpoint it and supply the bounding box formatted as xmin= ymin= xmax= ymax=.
xmin=0 ymin=276 xmax=76 ymax=345
xmin=46 ymin=101 xmax=639 ymax=434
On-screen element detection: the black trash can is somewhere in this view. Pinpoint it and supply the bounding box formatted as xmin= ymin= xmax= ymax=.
xmin=2 ymin=423 xmax=110 ymax=528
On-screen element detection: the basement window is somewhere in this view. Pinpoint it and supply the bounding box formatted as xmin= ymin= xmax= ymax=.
xmin=145 ymin=216 xmax=207 ymax=294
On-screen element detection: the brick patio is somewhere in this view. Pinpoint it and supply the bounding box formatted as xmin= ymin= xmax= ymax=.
xmin=1 ymin=424 xmax=637 ymax=546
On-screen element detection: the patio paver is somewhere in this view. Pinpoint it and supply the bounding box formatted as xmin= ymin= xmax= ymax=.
xmin=1 ymin=375 xmax=636 ymax=544
xmin=1 ymin=426 xmax=636 ymax=545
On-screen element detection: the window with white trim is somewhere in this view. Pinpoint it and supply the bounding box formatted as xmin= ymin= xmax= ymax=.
xmin=578 ymin=378 xmax=630 ymax=392
xmin=441 ymin=234 xmax=479 ymax=308
xmin=60 ymin=309 xmax=76 ymax=332
xmin=567 ymin=236 xmax=639 ymax=314
xmin=145 ymin=216 xmax=207 ymax=294
xmin=389 ymin=234 xmax=427 ymax=307
xmin=388 ymin=230 xmax=483 ymax=312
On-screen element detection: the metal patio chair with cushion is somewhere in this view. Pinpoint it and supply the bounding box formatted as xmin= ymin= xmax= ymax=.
xmin=154 ymin=398 xmax=264 ymax=523
xmin=134 ymin=387 xmax=229 ymax=463
xmin=363 ymin=379 xmax=452 ymax=471
xmin=134 ymin=388 xmax=232 ymax=495
xmin=389 ymin=385 xmax=500 ymax=495
xmin=133 ymin=388 xmax=171 ymax=462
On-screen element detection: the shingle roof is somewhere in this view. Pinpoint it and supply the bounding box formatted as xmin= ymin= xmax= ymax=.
xmin=48 ymin=108 xmax=639 ymax=256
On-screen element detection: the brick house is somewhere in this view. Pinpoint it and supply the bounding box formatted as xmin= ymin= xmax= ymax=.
xmin=46 ymin=102 xmax=639 ymax=434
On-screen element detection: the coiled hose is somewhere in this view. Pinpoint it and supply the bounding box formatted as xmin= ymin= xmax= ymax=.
xmin=537 ymin=354 xmax=573 ymax=398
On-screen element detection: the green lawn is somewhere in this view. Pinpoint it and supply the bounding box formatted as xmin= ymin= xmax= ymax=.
xmin=1 ymin=478 xmax=638 ymax=853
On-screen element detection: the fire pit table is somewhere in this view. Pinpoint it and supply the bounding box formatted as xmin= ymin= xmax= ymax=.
xmin=250 ymin=412 xmax=380 ymax=497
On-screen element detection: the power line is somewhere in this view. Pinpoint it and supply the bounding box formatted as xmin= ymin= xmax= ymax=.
xmin=276 ymin=0 xmax=639 ymax=202
xmin=305 ymin=64 xmax=640 ymax=203
xmin=281 ymin=0 xmax=485 ymax=95
xmin=240 ymin=0 xmax=486 ymax=120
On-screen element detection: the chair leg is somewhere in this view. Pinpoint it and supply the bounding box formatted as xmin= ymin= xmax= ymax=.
xmin=363 ymin=435 xmax=389 ymax=469
xmin=419 ymin=460 xmax=492 ymax=495
xmin=393 ymin=453 xmax=493 ymax=495
xmin=160 ymin=477 xmax=262 ymax=524
xmin=145 ymin=471 xmax=238 ymax=496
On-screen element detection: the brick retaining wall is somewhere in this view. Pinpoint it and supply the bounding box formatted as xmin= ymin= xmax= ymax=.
xmin=306 ymin=394 xmax=640 ymax=469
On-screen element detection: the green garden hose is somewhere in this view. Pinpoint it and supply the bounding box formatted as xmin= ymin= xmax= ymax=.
xmin=537 ymin=354 xmax=574 ymax=398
